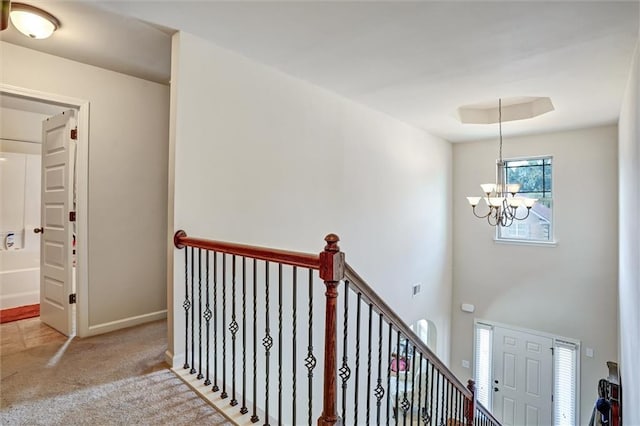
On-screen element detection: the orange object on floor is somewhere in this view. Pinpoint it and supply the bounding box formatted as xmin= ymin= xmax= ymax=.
xmin=0 ymin=304 xmax=40 ymax=324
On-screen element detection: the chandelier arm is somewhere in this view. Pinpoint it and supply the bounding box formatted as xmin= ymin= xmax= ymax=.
xmin=471 ymin=205 xmax=493 ymax=219
xmin=486 ymin=209 xmax=500 ymax=227
xmin=512 ymin=207 xmax=532 ymax=221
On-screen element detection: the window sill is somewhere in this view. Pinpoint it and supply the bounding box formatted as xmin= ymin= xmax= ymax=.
xmin=493 ymin=238 xmax=558 ymax=247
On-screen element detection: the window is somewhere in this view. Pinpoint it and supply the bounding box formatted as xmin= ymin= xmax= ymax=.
xmin=498 ymin=156 xmax=553 ymax=242
xmin=410 ymin=318 xmax=437 ymax=352
xmin=554 ymin=341 xmax=579 ymax=426
xmin=474 ymin=323 xmax=493 ymax=408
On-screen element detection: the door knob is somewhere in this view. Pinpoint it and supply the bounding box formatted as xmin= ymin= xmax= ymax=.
xmin=34 ymin=227 xmax=44 ymax=234
xmin=494 ymin=387 xmax=499 ymax=392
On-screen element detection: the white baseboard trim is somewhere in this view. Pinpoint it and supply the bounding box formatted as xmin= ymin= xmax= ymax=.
xmin=166 ymin=350 xmax=185 ymax=368
xmin=0 ymin=290 xmax=39 ymax=310
xmin=172 ymin=367 xmax=272 ymax=426
xmin=85 ymin=310 xmax=167 ymax=336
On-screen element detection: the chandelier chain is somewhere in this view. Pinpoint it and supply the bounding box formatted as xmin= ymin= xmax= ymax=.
xmin=498 ymin=98 xmax=503 ymax=163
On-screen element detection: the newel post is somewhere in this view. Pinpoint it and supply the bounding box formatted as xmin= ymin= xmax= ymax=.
xmin=466 ymin=379 xmax=476 ymax=426
xmin=317 ymin=234 xmax=345 ymax=426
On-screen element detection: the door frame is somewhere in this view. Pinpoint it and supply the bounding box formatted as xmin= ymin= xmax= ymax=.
xmin=473 ymin=319 xmax=582 ymax=425
xmin=1 ymin=83 xmax=90 ymax=337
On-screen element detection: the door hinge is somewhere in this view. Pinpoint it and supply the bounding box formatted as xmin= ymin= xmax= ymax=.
xmin=70 ymin=127 xmax=78 ymax=140
xmin=69 ymin=211 xmax=76 ymax=222
xmin=69 ymin=293 xmax=77 ymax=304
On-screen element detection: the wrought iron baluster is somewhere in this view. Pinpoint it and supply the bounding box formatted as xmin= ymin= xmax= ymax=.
xmin=366 ymin=303 xmax=373 ymax=426
xmin=305 ymin=269 xmax=316 ymax=426
xmin=278 ymin=263 xmax=283 ymax=425
xmin=409 ymin=344 xmax=416 ymax=426
xmin=374 ymin=313 xmax=384 ymax=426
xmin=439 ymin=373 xmax=445 ymax=426
xmin=241 ymin=257 xmax=248 ymax=414
xmin=385 ymin=322 xmax=392 ymax=426
xmin=354 ymin=292 xmax=362 ymax=426
xmin=183 ymin=247 xmax=190 ymax=370
xmin=416 ymin=353 xmax=423 ymax=426
xmin=221 ymin=254 xmax=228 ymax=399
xmin=230 ymin=255 xmax=238 ymax=406
xmin=190 ymin=247 xmax=196 ymax=374
xmin=251 ymin=259 xmax=259 ymax=423
xmin=340 ymin=281 xmax=351 ymax=422
xmin=429 ymin=365 xmax=435 ymax=426
xmin=421 ymin=359 xmax=431 ymax=426
xmin=445 ymin=381 xmax=451 ymax=426
xmin=197 ymin=248 xmax=203 ymax=380
xmin=263 ymin=261 xmax=272 ymax=426
xmin=204 ymin=251 xmax=212 ymax=386
xmin=292 ymin=266 xmax=297 ymax=426
xmin=401 ymin=339 xmax=410 ymax=424
xmin=213 ymin=252 xmax=219 ymax=392
xmin=395 ymin=330 xmax=401 ymax=426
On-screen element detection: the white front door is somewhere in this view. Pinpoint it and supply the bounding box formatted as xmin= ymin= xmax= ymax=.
xmin=39 ymin=110 xmax=76 ymax=336
xmin=493 ymin=325 xmax=553 ymax=426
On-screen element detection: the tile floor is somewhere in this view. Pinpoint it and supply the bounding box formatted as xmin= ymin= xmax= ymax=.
xmin=0 ymin=317 xmax=67 ymax=356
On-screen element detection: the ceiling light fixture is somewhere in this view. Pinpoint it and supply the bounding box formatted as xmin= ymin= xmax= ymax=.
xmin=10 ymin=2 xmax=59 ymax=39
xmin=466 ymin=99 xmax=537 ymax=227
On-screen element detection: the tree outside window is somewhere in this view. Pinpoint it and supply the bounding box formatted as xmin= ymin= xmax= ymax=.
xmin=498 ymin=157 xmax=553 ymax=242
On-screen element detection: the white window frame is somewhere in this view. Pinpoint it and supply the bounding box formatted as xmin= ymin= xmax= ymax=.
xmin=473 ymin=320 xmax=581 ymax=426
xmin=494 ymin=155 xmax=557 ymax=246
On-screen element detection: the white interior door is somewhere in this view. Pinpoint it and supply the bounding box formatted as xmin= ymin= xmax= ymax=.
xmin=492 ymin=326 xmax=553 ymax=426
xmin=39 ymin=110 xmax=76 ymax=336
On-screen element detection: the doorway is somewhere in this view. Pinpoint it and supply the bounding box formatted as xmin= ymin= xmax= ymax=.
xmin=0 ymin=85 xmax=89 ymax=337
xmin=474 ymin=321 xmax=580 ymax=426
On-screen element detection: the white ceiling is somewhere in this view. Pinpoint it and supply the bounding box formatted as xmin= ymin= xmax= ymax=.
xmin=2 ymin=1 xmax=638 ymax=142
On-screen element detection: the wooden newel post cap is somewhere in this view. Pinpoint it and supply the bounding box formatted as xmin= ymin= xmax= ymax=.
xmin=467 ymin=379 xmax=476 ymax=393
xmin=320 ymin=233 xmax=344 ymax=282
xmin=324 ymin=234 xmax=340 ymax=252
xmin=174 ymin=230 xmax=187 ymax=249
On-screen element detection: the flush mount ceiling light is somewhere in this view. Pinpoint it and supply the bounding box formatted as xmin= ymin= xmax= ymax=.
xmin=10 ymin=2 xmax=60 ymax=39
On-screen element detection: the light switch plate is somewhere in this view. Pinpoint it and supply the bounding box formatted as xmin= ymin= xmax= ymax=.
xmin=586 ymin=348 xmax=594 ymax=358
xmin=462 ymin=360 xmax=470 ymax=369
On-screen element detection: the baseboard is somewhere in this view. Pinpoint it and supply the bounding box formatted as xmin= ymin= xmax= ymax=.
xmin=85 ymin=310 xmax=167 ymax=337
xmin=0 ymin=303 xmax=40 ymax=323
xmin=0 ymin=290 xmax=39 ymax=310
xmin=168 ymin=350 xmax=185 ymax=369
xmin=164 ymin=349 xmax=184 ymax=368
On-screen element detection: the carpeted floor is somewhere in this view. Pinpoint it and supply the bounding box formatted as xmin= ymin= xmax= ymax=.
xmin=0 ymin=319 xmax=231 ymax=425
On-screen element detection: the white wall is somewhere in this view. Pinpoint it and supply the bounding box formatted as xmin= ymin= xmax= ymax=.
xmin=1 ymin=42 xmax=170 ymax=334
xmin=169 ymin=31 xmax=452 ymax=366
xmin=451 ymin=125 xmax=619 ymax=423
xmin=618 ymin=41 xmax=639 ymax=425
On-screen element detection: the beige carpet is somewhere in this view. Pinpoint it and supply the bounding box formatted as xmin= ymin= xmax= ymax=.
xmin=0 ymin=320 xmax=231 ymax=425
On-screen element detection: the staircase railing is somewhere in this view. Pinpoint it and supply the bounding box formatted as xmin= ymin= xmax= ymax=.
xmin=173 ymin=231 xmax=500 ymax=426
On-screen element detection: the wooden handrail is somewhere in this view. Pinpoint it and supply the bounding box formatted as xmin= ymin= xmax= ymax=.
xmin=476 ymin=399 xmax=501 ymax=425
xmin=174 ymin=230 xmax=321 ymax=270
xmin=344 ymin=263 xmax=473 ymax=398
xmin=173 ymin=230 xmax=499 ymax=425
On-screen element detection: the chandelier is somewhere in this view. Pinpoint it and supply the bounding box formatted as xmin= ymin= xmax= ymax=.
xmin=466 ymin=99 xmax=537 ymax=227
